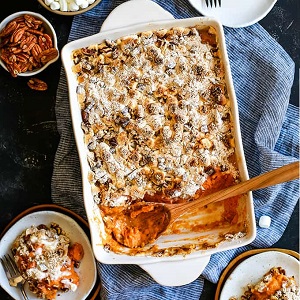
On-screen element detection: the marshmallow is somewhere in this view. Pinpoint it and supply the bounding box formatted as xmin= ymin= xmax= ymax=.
xmin=80 ymin=0 xmax=89 ymax=8
xmin=50 ymin=1 xmax=60 ymax=10
xmin=59 ymin=0 xmax=68 ymax=11
xmin=259 ymin=215 xmax=271 ymax=228
xmin=47 ymin=0 xmax=93 ymax=12
xmin=45 ymin=0 xmax=54 ymax=6
xmin=75 ymin=0 xmax=84 ymax=5
xmin=69 ymin=2 xmax=80 ymax=11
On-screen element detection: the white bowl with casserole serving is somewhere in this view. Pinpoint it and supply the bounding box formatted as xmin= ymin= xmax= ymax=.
xmin=61 ymin=14 xmax=256 ymax=284
xmin=0 ymin=210 xmax=97 ymax=300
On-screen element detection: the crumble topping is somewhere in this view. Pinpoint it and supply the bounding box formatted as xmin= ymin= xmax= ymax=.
xmin=11 ymin=223 xmax=83 ymax=299
xmin=230 ymin=267 xmax=300 ymax=300
xmin=71 ymin=25 xmax=240 ymax=207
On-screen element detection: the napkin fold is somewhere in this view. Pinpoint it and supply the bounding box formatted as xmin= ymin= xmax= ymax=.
xmin=51 ymin=0 xmax=299 ymax=299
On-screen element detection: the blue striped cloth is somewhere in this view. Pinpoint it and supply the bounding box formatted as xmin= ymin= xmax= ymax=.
xmin=52 ymin=0 xmax=299 ymax=299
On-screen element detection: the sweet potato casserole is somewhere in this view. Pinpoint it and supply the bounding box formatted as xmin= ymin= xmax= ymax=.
xmin=71 ymin=25 xmax=248 ymax=254
xmin=11 ymin=223 xmax=84 ymax=300
xmin=230 ymin=267 xmax=300 ymax=300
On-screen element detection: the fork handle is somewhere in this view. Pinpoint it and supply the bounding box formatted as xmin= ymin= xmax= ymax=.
xmin=21 ymin=284 xmax=29 ymax=300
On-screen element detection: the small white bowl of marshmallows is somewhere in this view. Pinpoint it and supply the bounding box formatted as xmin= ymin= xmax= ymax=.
xmin=37 ymin=0 xmax=101 ymax=16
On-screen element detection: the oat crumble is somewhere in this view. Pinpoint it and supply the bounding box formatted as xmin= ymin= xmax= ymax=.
xmin=71 ymin=25 xmax=240 ymax=207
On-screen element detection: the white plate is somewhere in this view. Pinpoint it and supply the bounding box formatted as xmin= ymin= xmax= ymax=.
xmin=101 ymin=0 xmax=174 ymax=32
xmin=188 ymin=0 xmax=277 ymax=28
xmin=220 ymin=251 xmax=300 ymax=299
xmin=0 ymin=211 xmax=97 ymax=300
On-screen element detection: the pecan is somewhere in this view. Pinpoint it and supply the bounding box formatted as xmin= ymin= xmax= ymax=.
xmin=28 ymin=56 xmax=41 ymax=68
xmin=39 ymin=34 xmax=53 ymax=49
xmin=22 ymin=40 xmax=36 ymax=53
xmin=5 ymin=64 xmax=16 ymax=77
xmin=10 ymin=47 xmax=23 ymax=54
xmin=0 ymin=21 xmax=18 ymax=38
xmin=20 ymin=35 xmax=37 ymax=50
xmin=19 ymin=61 xmax=31 ymax=73
xmin=38 ymin=48 xmax=59 ymax=64
xmin=24 ymin=14 xmax=42 ymax=28
xmin=27 ymin=78 xmax=48 ymax=91
xmin=16 ymin=22 xmax=27 ymax=30
xmin=0 ymin=50 xmax=13 ymax=65
xmin=10 ymin=28 xmax=25 ymax=43
xmin=12 ymin=16 xmax=25 ymax=23
xmin=27 ymin=28 xmax=44 ymax=36
xmin=6 ymin=62 xmax=21 ymax=77
xmin=31 ymin=44 xmax=42 ymax=60
xmin=0 ymin=36 xmax=10 ymax=47
xmin=9 ymin=54 xmax=17 ymax=63
xmin=16 ymin=53 xmax=30 ymax=63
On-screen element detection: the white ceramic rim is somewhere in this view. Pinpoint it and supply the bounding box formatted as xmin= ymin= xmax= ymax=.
xmin=0 ymin=11 xmax=59 ymax=76
xmin=220 ymin=250 xmax=300 ymax=299
xmin=188 ymin=0 xmax=277 ymax=28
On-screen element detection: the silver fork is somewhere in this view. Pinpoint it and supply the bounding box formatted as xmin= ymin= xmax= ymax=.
xmin=1 ymin=254 xmax=29 ymax=300
xmin=205 ymin=0 xmax=221 ymax=7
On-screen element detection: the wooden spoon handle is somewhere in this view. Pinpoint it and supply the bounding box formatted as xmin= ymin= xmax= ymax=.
xmin=169 ymin=161 xmax=299 ymax=221
xmin=197 ymin=161 xmax=299 ymax=208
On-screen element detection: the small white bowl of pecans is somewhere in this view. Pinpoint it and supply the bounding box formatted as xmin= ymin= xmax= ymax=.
xmin=0 ymin=11 xmax=59 ymax=78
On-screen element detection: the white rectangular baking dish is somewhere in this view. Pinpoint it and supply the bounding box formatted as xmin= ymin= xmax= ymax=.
xmin=61 ymin=17 xmax=256 ymax=266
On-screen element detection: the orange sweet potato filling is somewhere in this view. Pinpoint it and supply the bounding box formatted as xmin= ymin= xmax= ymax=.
xmin=251 ymin=273 xmax=286 ymax=300
xmin=100 ymin=168 xmax=240 ymax=249
xmin=15 ymin=245 xmax=82 ymax=300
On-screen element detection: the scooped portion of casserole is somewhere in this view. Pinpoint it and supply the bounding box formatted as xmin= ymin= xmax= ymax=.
xmin=71 ymin=25 xmax=247 ymax=254
xmin=229 ymin=266 xmax=300 ymax=300
xmin=11 ymin=223 xmax=84 ymax=300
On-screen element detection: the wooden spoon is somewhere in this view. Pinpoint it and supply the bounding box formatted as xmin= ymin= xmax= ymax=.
xmin=110 ymin=161 xmax=299 ymax=248
xmin=164 ymin=161 xmax=299 ymax=224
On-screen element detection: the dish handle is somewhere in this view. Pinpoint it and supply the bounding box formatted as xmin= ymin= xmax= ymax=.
xmin=139 ymin=255 xmax=211 ymax=286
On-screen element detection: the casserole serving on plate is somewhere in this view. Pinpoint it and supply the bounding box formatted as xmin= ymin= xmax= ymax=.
xmin=61 ymin=17 xmax=256 ymax=265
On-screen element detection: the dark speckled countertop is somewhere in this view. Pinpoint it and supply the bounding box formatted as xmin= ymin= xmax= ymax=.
xmin=0 ymin=0 xmax=299 ymax=299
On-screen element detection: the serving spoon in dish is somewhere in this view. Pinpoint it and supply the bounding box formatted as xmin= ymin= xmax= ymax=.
xmin=105 ymin=161 xmax=299 ymax=248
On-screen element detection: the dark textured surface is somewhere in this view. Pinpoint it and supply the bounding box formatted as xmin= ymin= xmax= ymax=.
xmin=259 ymin=0 xmax=299 ymax=108
xmin=0 ymin=0 xmax=298 ymax=299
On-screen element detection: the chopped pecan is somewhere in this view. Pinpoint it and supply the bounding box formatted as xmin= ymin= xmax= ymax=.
xmin=27 ymin=78 xmax=48 ymax=91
